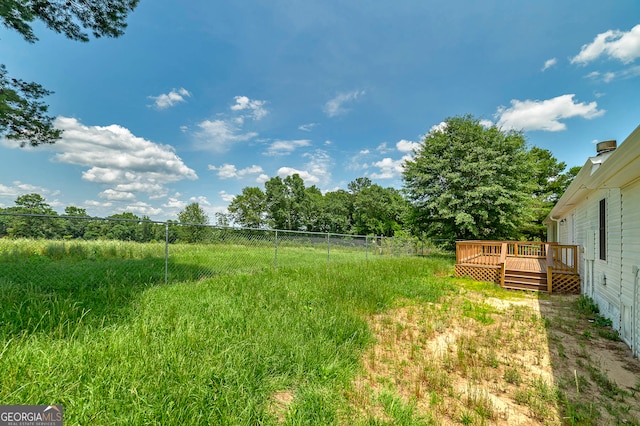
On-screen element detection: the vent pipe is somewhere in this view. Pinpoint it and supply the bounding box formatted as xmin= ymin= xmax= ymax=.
xmin=596 ymin=139 xmax=617 ymax=155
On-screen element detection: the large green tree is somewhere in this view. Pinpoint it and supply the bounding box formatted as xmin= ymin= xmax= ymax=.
xmin=352 ymin=184 xmax=407 ymax=236
xmin=520 ymin=147 xmax=579 ymax=240
xmin=264 ymin=175 xmax=307 ymax=231
xmin=178 ymin=202 xmax=209 ymax=243
xmin=227 ymin=186 xmax=266 ymax=228
xmin=4 ymin=193 xmax=61 ymax=238
xmin=403 ymin=115 xmax=534 ymax=243
xmin=1 ymin=0 xmax=139 ymax=146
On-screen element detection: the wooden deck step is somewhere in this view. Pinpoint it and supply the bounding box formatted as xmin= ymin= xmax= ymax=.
xmin=503 ymin=282 xmax=548 ymax=292
xmin=504 ymin=269 xmax=547 ymax=291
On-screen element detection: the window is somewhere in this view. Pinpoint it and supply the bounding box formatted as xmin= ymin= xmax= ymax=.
xmin=599 ymin=198 xmax=606 ymax=261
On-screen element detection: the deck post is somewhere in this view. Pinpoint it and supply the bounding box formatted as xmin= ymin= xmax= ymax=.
xmin=500 ymin=262 xmax=505 ymax=288
xmin=547 ymin=266 xmax=553 ymax=293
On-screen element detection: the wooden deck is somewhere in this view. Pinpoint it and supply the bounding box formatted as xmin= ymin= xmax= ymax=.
xmin=506 ymin=256 xmax=546 ymax=273
xmin=454 ymin=241 xmax=581 ymax=294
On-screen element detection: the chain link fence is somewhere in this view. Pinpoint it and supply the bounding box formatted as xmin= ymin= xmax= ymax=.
xmin=0 ymin=213 xmax=443 ymax=289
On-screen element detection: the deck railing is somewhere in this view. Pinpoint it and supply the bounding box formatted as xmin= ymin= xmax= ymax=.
xmin=456 ymin=240 xmax=578 ymax=273
xmin=506 ymin=242 xmax=547 ymax=258
xmin=455 ymin=241 xmax=502 ymax=265
xmin=550 ymin=245 xmax=578 ymax=274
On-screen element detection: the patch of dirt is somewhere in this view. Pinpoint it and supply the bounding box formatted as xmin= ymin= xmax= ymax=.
xmin=348 ymin=287 xmax=640 ymax=425
xmin=266 ymin=390 xmax=294 ymax=424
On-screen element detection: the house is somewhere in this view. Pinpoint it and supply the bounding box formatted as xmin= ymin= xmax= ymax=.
xmin=544 ymin=124 xmax=640 ymax=357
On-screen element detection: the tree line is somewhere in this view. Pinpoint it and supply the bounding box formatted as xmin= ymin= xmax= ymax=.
xmin=227 ymin=175 xmax=408 ymax=236
xmin=0 ymin=193 xmax=219 ymax=243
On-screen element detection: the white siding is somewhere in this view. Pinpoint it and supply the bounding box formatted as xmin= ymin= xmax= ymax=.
xmin=573 ymin=189 xmax=623 ymax=328
xmin=621 ymin=179 xmax=640 ymax=355
xmin=574 ymin=205 xmax=590 ymax=295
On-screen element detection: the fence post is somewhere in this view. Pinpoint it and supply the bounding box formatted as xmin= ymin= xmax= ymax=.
xmin=365 ymin=235 xmax=368 ymax=260
xmin=327 ymin=233 xmax=330 ymax=263
xmin=274 ymin=230 xmax=278 ymax=268
xmin=164 ymin=222 xmax=169 ymax=285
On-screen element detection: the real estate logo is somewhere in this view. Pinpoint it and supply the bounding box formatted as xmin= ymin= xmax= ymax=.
xmin=0 ymin=405 xmax=63 ymax=426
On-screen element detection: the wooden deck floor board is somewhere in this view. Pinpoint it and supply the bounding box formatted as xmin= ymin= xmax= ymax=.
xmin=505 ymin=257 xmax=546 ymax=273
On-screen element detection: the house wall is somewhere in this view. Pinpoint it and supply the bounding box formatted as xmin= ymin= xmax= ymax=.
xmin=559 ymin=189 xmax=623 ymax=330
xmin=621 ymin=179 xmax=640 ymax=355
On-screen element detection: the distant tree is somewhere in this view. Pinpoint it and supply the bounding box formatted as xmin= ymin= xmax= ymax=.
xmin=348 ymin=177 xmax=372 ymax=194
xmin=321 ymin=189 xmax=353 ymax=234
xmin=136 ymin=215 xmax=156 ymax=243
xmin=178 ymin=203 xmax=209 ymax=243
xmin=300 ymin=185 xmax=324 ymax=232
xmin=105 ymin=212 xmax=140 ymax=241
xmin=1 ymin=0 xmax=140 ymax=146
xmin=214 ymin=212 xmax=231 ymax=227
xmin=520 ymin=147 xmax=575 ymax=240
xmin=62 ymin=205 xmax=89 ymax=239
xmin=557 ymin=166 xmax=581 ymax=195
xmin=352 ymin=184 xmax=407 ymax=236
xmin=228 ymin=187 xmax=266 ymax=228
xmin=264 ymin=175 xmax=307 ymax=230
xmin=403 ymin=115 xmax=533 ymax=244
xmin=6 ymin=193 xmax=61 ymax=238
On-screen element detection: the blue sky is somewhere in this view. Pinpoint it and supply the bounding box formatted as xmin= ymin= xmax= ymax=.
xmin=1 ymin=0 xmax=639 ymax=221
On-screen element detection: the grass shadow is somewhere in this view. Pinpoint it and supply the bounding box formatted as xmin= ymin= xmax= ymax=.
xmin=535 ymin=292 xmax=640 ymax=425
xmin=0 ymin=254 xmax=220 ymax=339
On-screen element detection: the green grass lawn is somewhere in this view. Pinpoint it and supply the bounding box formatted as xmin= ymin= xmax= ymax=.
xmin=0 ymin=242 xmax=453 ymax=425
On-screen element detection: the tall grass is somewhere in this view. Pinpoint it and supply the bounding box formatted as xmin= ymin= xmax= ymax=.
xmin=0 ymin=254 xmax=454 ymax=424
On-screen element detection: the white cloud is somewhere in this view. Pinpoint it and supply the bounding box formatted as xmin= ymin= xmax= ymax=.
xmin=396 ymin=139 xmax=420 ymax=153
xmin=277 ymin=167 xmax=320 ymax=184
xmin=123 ymin=201 xmax=163 ymax=216
xmin=479 ymin=119 xmax=493 ymax=128
xmin=230 ymin=96 xmax=268 ymax=120
xmin=571 ymin=24 xmax=640 ymax=65
xmin=218 ymin=191 xmax=235 ymax=203
xmin=324 ymin=90 xmax=365 ymax=117
xmin=542 ymin=58 xmax=557 ymax=71
xmin=85 ymin=200 xmax=113 ymax=208
xmin=359 ymin=149 xmax=370 ymax=155
xmin=99 ymin=189 xmax=136 ymax=201
xmin=163 ymin=196 xmax=187 ymax=210
xmin=265 ymin=139 xmax=311 ymax=156
xmin=376 ymin=142 xmax=392 ymax=154
xmin=148 ymin=88 xmax=191 ymax=110
xmin=298 ymin=123 xmax=318 ymax=132
xmin=274 ymin=150 xmax=332 ymax=186
xmin=208 ymin=163 xmax=264 ymax=179
xmin=429 ymin=121 xmax=448 ymax=134
xmin=0 ymin=181 xmax=55 ymax=199
xmin=369 ymin=157 xmax=408 ymax=180
xmin=302 ymin=150 xmax=331 ymax=185
xmin=256 ymin=174 xmax=269 ymax=184
xmin=49 ymin=117 xmax=197 ymax=199
xmin=194 ymin=119 xmax=258 ymax=152
xmin=189 ymin=195 xmax=211 ymax=206
xmin=585 ymin=66 xmax=640 ymax=83
xmin=0 ymin=184 xmax=19 ymax=198
xmin=495 ymin=94 xmax=605 ymax=132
